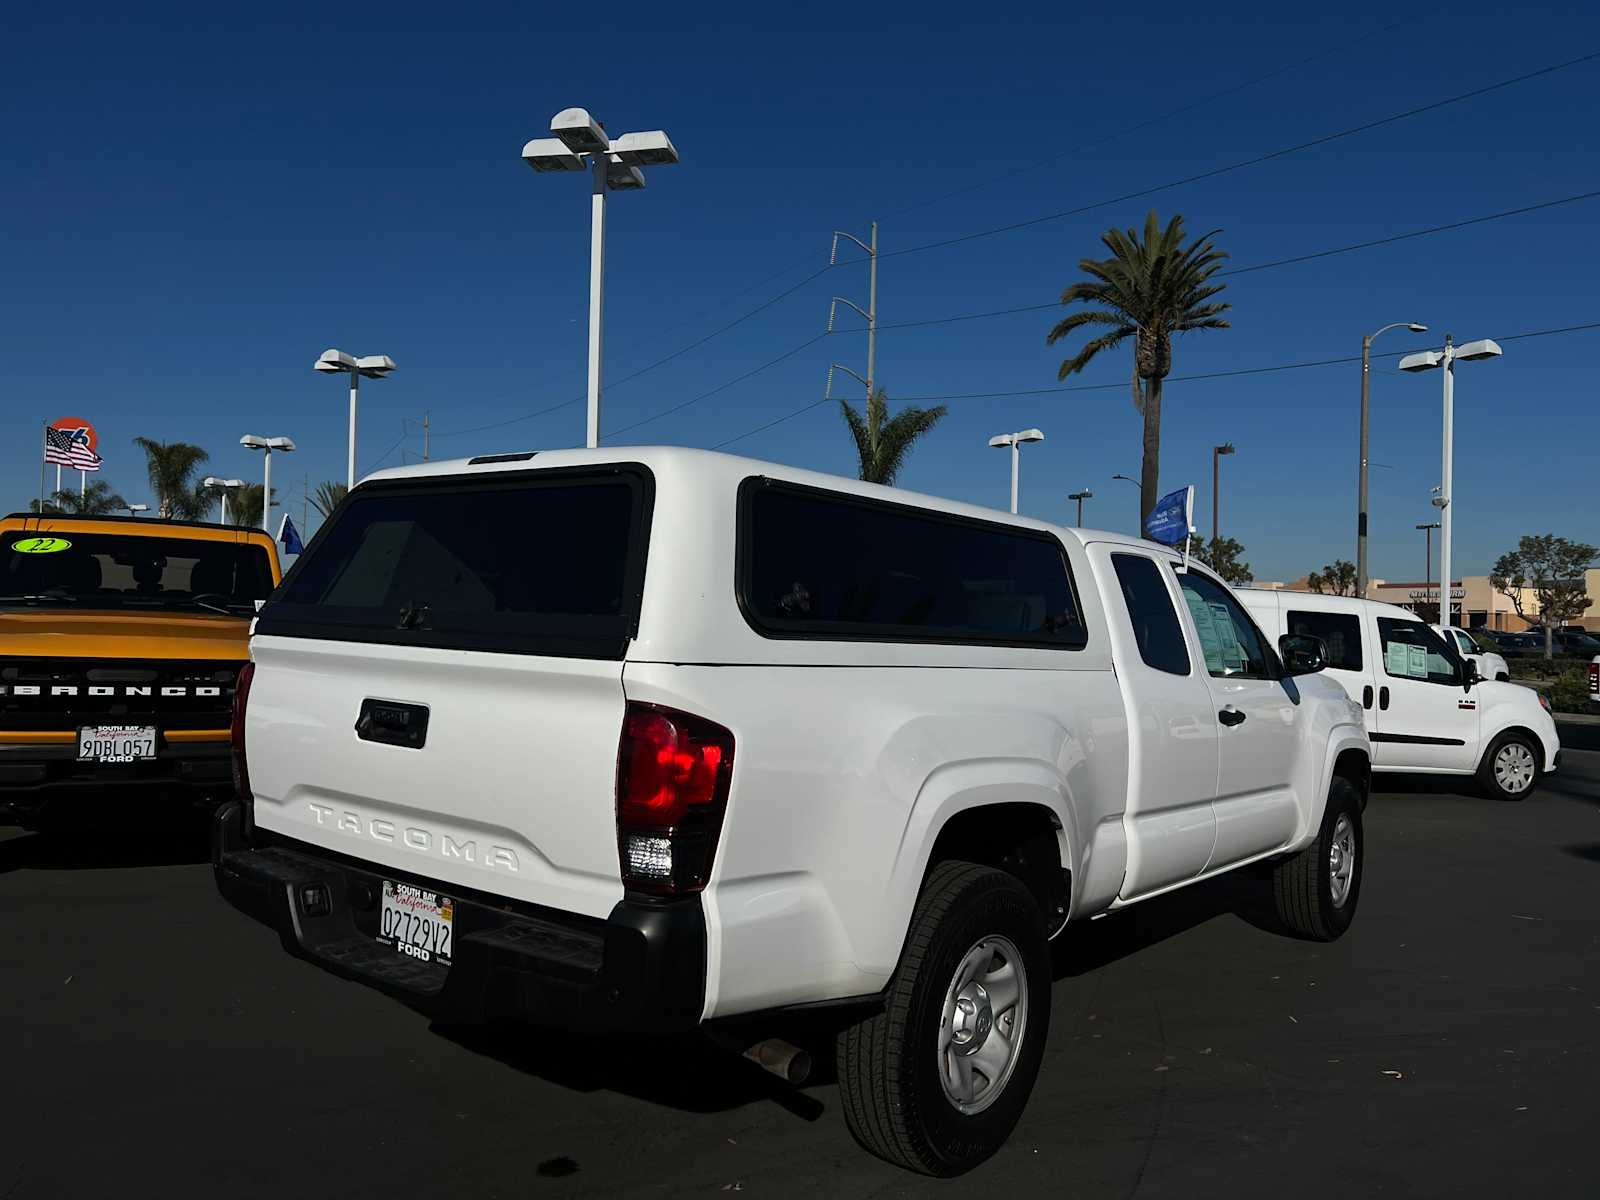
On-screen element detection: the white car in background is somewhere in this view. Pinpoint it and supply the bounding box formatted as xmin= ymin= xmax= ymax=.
xmin=1433 ymin=624 xmax=1510 ymax=682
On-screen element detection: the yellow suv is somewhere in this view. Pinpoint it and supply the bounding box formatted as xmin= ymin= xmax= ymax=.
xmin=1 ymin=513 xmax=280 ymax=829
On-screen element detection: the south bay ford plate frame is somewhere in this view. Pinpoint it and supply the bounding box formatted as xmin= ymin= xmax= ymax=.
xmin=379 ymin=881 xmax=454 ymax=966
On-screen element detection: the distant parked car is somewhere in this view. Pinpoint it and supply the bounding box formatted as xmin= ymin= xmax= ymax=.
xmin=1548 ymin=630 xmax=1600 ymax=656
xmin=1497 ymin=633 xmax=1546 ymax=659
xmin=1433 ymin=624 xmax=1510 ymax=682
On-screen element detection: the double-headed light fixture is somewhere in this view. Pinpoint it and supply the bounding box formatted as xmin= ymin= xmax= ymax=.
xmin=202 ymin=477 xmax=245 ymax=525
xmin=315 ymin=350 xmax=396 ymax=489
xmin=524 ymin=108 xmax=680 ymax=449
xmin=240 ymin=435 xmax=295 ymax=532
xmin=988 ymin=428 xmax=1044 ymax=514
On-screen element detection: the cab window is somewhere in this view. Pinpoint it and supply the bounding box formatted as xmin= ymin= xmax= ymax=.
xmin=1173 ymin=569 xmax=1272 ymax=680
xmin=1377 ymin=618 xmax=1460 ymax=685
xmin=1287 ymin=609 xmax=1363 ymax=672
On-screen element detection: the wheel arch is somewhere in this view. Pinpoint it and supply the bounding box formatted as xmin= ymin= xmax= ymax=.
xmin=923 ymin=801 xmax=1072 ymax=938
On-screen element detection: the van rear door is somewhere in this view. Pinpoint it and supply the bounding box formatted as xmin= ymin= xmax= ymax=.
xmin=247 ymin=464 xmax=654 ymax=919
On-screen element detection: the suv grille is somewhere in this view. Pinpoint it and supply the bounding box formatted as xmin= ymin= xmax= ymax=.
xmin=0 ymin=659 xmax=243 ymax=732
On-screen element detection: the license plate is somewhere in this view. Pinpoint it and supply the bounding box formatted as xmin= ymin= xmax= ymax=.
xmin=76 ymin=725 xmax=158 ymax=763
xmin=379 ymin=881 xmax=454 ymax=967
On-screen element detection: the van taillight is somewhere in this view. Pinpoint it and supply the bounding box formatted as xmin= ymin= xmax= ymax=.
xmin=232 ymin=661 xmax=255 ymax=808
xmin=615 ymin=702 xmax=734 ymax=895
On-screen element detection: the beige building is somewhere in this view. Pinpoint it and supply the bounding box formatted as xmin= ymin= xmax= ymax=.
xmin=1256 ymin=569 xmax=1600 ymax=631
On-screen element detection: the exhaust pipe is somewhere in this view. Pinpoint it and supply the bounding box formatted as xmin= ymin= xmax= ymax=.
xmin=741 ymin=1038 xmax=811 ymax=1085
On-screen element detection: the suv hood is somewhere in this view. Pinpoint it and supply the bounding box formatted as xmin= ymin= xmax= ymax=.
xmin=0 ymin=609 xmax=250 ymax=661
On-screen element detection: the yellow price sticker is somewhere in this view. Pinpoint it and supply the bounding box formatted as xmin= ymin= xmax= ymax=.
xmin=11 ymin=537 xmax=73 ymax=554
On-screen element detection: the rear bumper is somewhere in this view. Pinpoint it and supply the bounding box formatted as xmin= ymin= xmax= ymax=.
xmin=210 ymin=802 xmax=707 ymax=1033
xmin=0 ymin=738 xmax=232 ymax=823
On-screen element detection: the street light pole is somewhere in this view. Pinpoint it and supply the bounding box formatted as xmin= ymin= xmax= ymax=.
xmin=316 ymin=350 xmax=396 ymax=489
xmin=1416 ymin=521 xmax=1440 ymax=620
xmin=523 ymin=109 xmax=680 ymax=448
xmin=1211 ymin=442 xmax=1235 ymax=545
xmin=1068 ymin=489 xmax=1093 ymax=526
xmin=241 ymin=436 xmax=296 ymax=532
xmin=1400 ymin=334 xmax=1502 ymax=627
xmin=1359 ymin=320 xmax=1428 ymax=598
xmin=989 ymin=430 xmax=1044 ymax=514
xmin=1111 ymin=472 xmax=1140 ymax=532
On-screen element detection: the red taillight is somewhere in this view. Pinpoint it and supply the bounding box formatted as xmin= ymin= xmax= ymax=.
xmin=231 ymin=661 xmax=255 ymax=805
xmin=615 ymin=702 xmax=734 ymax=895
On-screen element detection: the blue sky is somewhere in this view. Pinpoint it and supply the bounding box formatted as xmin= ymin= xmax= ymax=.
xmin=5 ymin=1 xmax=1597 ymax=582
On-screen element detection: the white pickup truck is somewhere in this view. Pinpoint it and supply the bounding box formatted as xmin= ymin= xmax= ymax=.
xmin=214 ymin=448 xmax=1370 ymax=1176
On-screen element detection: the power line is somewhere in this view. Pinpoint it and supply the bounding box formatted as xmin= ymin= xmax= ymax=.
xmin=829 ymin=189 xmax=1600 ymax=336
xmin=882 ymin=11 xmax=1430 ymax=220
xmin=877 ymin=49 xmax=1600 ymax=262
xmin=713 ymin=320 xmax=1600 ymax=448
xmin=609 ymin=333 xmax=830 ymax=437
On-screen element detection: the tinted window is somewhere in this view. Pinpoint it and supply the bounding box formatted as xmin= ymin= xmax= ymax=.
xmin=1451 ymin=630 xmax=1478 ymax=656
xmin=740 ymin=480 xmax=1086 ymax=648
xmin=1111 ymin=553 xmax=1189 ymax=675
xmin=1288 ymin=609 xmax=1363 ymax=672
xmin=4 ymin=531 xmax=273 ymax=614
xmin=1175 ymin=569 xmax=1272 ymax=679
xmin=1376 ymin=617 xmax=1460 ymax=685
xmin=260 ymin=468 xmax=652 ymax=658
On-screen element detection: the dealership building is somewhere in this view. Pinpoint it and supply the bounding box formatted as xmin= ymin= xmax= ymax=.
xmin=1255 ymin=569 xmax=1600 ymax=631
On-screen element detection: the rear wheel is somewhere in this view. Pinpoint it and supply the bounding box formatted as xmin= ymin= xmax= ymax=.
xmin=1271 ymin=775 xmax=1362 ymax=941
xmin=836 ymin=860 xmax=1050 ymax=1176
xmin=1478 ymin=731 xmax=1540 ymax=801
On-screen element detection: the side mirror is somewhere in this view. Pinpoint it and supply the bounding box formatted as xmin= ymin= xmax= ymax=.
xmin=1463 ymin=659 xmax=1480 ymax=691
xmin=1279 ymin=633 xmax=1328 ymax=676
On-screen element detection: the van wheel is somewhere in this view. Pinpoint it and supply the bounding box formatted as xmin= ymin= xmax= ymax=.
xmin=836 ymin=860 xmax=1050 ymax=1176
xmin=1478 ymin=732 xmax=1540 ymax=801
xmin=1271 ymin=776 xmax=1362 ymax=942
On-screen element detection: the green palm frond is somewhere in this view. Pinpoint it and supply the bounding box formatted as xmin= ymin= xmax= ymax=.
xmin=840 ymin=388 xmax=947 ymax=486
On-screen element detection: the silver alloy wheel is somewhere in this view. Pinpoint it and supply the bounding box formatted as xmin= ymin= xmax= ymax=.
xmin=1328 ymin=812 xmax=1357 ymax=909
xmin=1494 ymin=741 xmax=1537 ymax=795
xmin=937 ymin=935 xmax=1028 ymax=1115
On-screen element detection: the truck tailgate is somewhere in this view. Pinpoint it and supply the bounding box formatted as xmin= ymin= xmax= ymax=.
xmin=247 ymin=634 xmax=626 ymax=919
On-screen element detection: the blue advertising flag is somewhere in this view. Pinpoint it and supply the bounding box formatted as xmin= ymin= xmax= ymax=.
xmin=1144 ymin=486 xmax=1194 ymax=546
xmin=278 ymin=513 xmax=304 ymax=555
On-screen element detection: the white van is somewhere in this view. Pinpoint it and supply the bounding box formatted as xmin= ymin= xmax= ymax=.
xmin=1239 ymin=590 xmax=1558 ymax=801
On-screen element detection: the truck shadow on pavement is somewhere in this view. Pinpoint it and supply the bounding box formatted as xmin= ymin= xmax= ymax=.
xmin=0 ymin=831 xmax=209 ymax=874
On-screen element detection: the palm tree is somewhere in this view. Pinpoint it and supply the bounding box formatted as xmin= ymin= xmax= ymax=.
xmin=310 ymin=480 xmax=348 ymax=518
xmin=233 ymin=484 xmax=277 ymax=529
xmin=34 ymin=480 xmax=129 ymax=516
xmin=133 ymin=438 xmax=211 ymax=519
xmin=1047 ymin=211 xmax=1230 ymax=526
xmin=840 ymin=388 xmax=947 ymax=487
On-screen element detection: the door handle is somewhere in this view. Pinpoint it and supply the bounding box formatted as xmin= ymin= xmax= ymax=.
xmin=1363 ymin=685 xmax=1374 ymax=709
xmin=1378 ymin=687 xmax=1390 ymax=711
xmin=1218 ymin=706 xmax=1247 ymax=727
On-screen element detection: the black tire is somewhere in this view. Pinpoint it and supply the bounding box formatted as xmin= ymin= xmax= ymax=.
xmin=836 ymin=860 xmax=1050 ymax=1176
xmin=1272 ymin=775 xmax=1362 ymax=941
xmin=1477 ymin=730 xmax=1541 ymax=802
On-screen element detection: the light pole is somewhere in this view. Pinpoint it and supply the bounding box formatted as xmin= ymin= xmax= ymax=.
xmin=315 ymin=350 xmax=396 ymax=489
xmin=1111 ymin=472 xmax=1140 ymax=531
xmin=1399 ymin=335 xmax=1503 ymax=626
xmin=1211 ymin=442 xmax=1235 ymax=545
xmin=523 ymin=108 xmax=681 ymax=448
xmin=240 ymin=435 xmax=296 ymax=532
xmin=1416 ymin=521 xmax=1441 ymax=621
xmin=988 ymin=429 xmax=1044 ymax=514
xmin=1358 ymin=320 xmax=1428 ymax=597
xmin=202 ymin=477 xmax=244 ymax=525
xmin=124 ymin=504 xmax=148 ymax=518
xmin=1068 ymin=489 xmax=1093 ymax=527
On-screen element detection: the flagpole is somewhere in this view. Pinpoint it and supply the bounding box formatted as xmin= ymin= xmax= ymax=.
xmin=81 ymin=471 xmax=87 ymax=498
xmin=39 ymin=424 xmax=47 ymax=513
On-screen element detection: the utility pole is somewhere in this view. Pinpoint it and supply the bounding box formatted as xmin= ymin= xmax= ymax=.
xmin=828 ymin=222 xmax=879 ymax=409
xmin=1211 ymin=442 xmax=1235 ymax=545
xmin=1417 ymin=521 xmax=1440 ymax=621
xmin=423 ymin=412 xmax=430 ymax=461
xmin=302 ymin=472 xmax=309 ymax=533
xmin=1359 ymin=320 xmax=1428 ymax=598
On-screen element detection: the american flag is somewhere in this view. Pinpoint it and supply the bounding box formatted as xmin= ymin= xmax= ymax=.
xmin=43 ymin=426 xmax=103 ymax=472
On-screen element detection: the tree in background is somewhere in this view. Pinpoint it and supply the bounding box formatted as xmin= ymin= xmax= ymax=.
xmin=1308 ymin=560 xmax=1357 ymax=596
xmin=232 ymin=484 xmax=277 ymax=529
xmin=1491 ymin=534 xmax=1598 ymax=659
xmin=133 ymin=438 xmax=211 ymax=519
xmin=28 ymin=480 xmax=128 ymax=515
xmin=310 ymin=480 xmax=348 ymax=518
xmin=1192 ymin=536 xmax=1251 ymax=584
xmin=1047 ymin=211 xmax=1230 ymax=527
xmin=840 ymin=388 xmax=947 ymax=487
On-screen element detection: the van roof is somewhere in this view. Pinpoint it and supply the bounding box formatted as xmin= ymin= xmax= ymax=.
xmin=1235 ymin=586 xmax=1420 ymax=621
xmin=360 ymin=444 xmax=1173 ymax=556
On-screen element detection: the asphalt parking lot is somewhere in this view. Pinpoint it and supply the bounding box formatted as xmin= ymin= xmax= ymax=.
xmin=4 ymin=735 xmax=1598 ymax=1199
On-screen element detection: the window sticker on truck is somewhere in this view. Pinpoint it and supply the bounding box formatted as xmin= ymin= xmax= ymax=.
xmin=10 ymin=537 xmax=72 ymax=554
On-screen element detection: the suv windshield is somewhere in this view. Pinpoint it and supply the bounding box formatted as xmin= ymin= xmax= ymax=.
xmin=257 ymin=467 xmax=653 ymax=659
xmin=3 ymin=531 xmax=275 ymax=613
